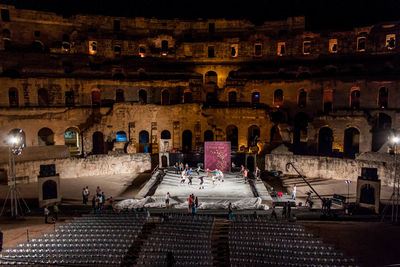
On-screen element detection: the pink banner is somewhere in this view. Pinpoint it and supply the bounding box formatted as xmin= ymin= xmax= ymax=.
xmin=204 ymin=141 xmax=231 ymax=172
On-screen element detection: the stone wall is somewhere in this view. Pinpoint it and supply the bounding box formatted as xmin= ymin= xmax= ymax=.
xmin=0 ymin=153 xmax=151 ymax=182
xmin=265 ymin=153 xmax=396 ymax=186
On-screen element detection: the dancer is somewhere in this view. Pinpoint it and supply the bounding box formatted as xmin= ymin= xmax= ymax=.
xmin=196 ymin=166 xmax=201 ymax=175
xmin=292 ymin=184 xmax=297 ymax=200
xmin=180 ymin=170 xmax=186 ymax=184
xmin=218 ymin=169 xmax=224 ymax=182
xmin=243 ymin=168 xmax=248 ymax=183
xmin=198 ymin=176 xmax=204 ymax=189
xmin=206 ymin=168 xmax=210 ymax=177
xmin=255 ymin=167 xmax=261 ymax=181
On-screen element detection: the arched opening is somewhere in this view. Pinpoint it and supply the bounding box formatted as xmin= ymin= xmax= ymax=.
xmin=116 ymin=131 xmax=127 ymax=142
xmin=8 ymin=129 xmax=26 ymax=148
xmin=92 ymin=131 xmax=104 ymax=154
xmin=65 ymin=91 xmax=74 ymax=107
xmin=298 ymin=89 xmax=307 ymax=108
xmin=248 ymin=125 xmax=260 ymax=147
xmin=116 ymin=89 xmax=124 ymax=103
xmin=204 ymin=130 xmax=214 ymax=142
xmin=182 ymin=130 xmax=192 ymax=152
xmin=38 ymin=88 xmax=49 ymax=107
xmin=226 ymin=125 xmax=238 ymax=150
xmin=293 ymin=112 xmax=308 ymax=154
xmin=161 ymin=155 xmax=168 ymax=167
xmin=38 ymin=127 xmax=54 ymax=146
xmin=65 ymin=127 xmax=79 ymax=155
xmin=228 ymin=91 xmax=237 ymax=104
xmin=206 ymin=92 xmax=218 ymax=104
xmin=9 ymin=88 xmax=18 ymax=107
xmin=344 ymin=127 xmax=360 ymax=157
xmin=161 ymin=130 xmax=171 ymax=139
xmin=318 ymin=127 xmax=333 ymax=155
xmin=139 ymin=130 xmax=150 ymax=153
xmin=161 ymin=90 xmax=169 ymax=105
xmin=91 ymin=88 xmax=101 ymax=107
xmin=247 ymin=156 xmax=255 ymax=172
xmin=42 ymin=180 xmax=57 ymax=200
xmin=323 ymin=89 xmax=333 ymax=114
xmin=251 ymin=92 xmax=260 ymax=105
xmin=31 ymin=40 xmax=44 ymax=53
xmin=270 ymin=125 xmax=282 ymax=144
xmin=378 ymin=87 xmax=388 ymax=108
xmin=139 ymin=90 xmax=147 ymax=104
xmin=205 ymin=71 xmax=217 ymax=84
xmin=183 ymin=91 xmax=193 ymax=103
xmin=350 ymin=88 xmax=360 ymax=110
xmin=273 ymin=89 xmax=283 ymax=106
xmin=360 ymin=184 xmax=375 ymax=204
xmin=372 ymin=113 xmax=392 ymax=152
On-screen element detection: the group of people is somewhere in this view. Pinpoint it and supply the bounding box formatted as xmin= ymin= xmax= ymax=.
xmin=44 ymin=203 xmax=59 ymax=224
xmin=187 ymin=194 xmax=199 ymax=214
xmin=175 ymin=162 xmax=225 ymax=189
xmin=237 ymin=164 xmax=261 ymax=183
xmin=82 ymin=186 xmax=114 ymax=212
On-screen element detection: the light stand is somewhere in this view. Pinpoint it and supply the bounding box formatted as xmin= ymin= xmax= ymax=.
xmin=345 ymin=180 xmax=351 ymax=204
xmin=0 ymin=130 xmax=30 ymax=217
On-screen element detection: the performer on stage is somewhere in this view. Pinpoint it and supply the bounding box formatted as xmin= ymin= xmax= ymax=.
xmin=198 ymin=176 xmax=204 ymax=189
xmin=180 ymin=170 xmax=186 ymax=184
xmin=218 ymin=169 xmax=224 ymax=182
xmin=196 ymin=166 xmax=201 ymax=175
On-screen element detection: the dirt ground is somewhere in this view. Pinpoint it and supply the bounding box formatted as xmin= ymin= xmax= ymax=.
xmin=299 ymin=221 xmax=400 ymax=267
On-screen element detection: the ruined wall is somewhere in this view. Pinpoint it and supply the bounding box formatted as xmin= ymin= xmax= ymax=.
xmin=265 ymin=153 xmax=395 ymax=186
xmin=0 ymin=153 xmax=151 ymax=182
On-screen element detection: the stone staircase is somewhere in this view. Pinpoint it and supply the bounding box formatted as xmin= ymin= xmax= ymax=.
xmin=211 ymin=218 xmax=231 ymax=266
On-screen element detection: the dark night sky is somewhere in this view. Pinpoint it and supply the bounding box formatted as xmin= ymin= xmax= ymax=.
xmin=0 ymin=0 xmax=399 ymax=30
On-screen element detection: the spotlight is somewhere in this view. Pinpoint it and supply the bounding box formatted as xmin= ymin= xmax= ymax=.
xmin=393 ymin=136 xmax=399 ymax=144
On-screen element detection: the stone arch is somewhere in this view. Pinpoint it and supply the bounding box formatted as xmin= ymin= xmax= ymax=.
xmin=42 ymin=180 xmax=57 ymax=200
xmin=344 ymin=127 xmax=360 ymax=157
xmin=318 ymin=127 xmax=333 ymax=155
xmin=31 ymin=40 xmax=44 ymax=53
xmin=350 ymin=87 xmax=360 ymax=110
xmin=139 ymin=130 xmax=150 ymax=153
xmin=161 ymin=89 xmax=170 ymax=105
xmin=204 ymin=130 xmax=214 ymax=142
xmin=38 ymin=127 xmax=54 ymax=146
xmin=116 ymin=89 xmax=124 ymax=103
xmin=38 ymin=88 xmax=49 ymax=107
xmin=91 ymin=88 xmax=101 ymax=107
xmin=65 ymin=127 xmax=79 ymax=155
xmin=205 ymin=71 xmax=217 ymax=84
xmin=251 ymin=91 xmax=260 ymax=105
xmin=228 ymin=90 xmax=237 ymax=104
xmin=183 ymin=89 xmax=193 ymax=103
xmin=248 ymin=125 xmax=260 ymax=147
xmin=226 ymin=125 xmax=238 ymax=149
xmin=92 ymin=131 xmax=104 ymax=154
xmin=161 ymin=130 xmax=171 ymax=140
xmin=139 ymin=89 xmax=147 ymax=104
xmin=298 ymin=88 xmax=307 ymax=108
xmin=182 ymin=130 xmax=192 ymax=152
xmin=9 ymin=87 xmax=18 ymax=107
xmin=116 ymin=131 xmax=127 ymax=142
xmin=372 ymin=112 xmax=392 ymax=152
xmin=273 ymin=89 xmax=283 ymax=106
xmin=161 ymin=155 xmax=168 ymax=167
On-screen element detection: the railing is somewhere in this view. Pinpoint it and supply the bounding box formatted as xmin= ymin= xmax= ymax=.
xmin=150 ymin=164 xmax=159 ymax=177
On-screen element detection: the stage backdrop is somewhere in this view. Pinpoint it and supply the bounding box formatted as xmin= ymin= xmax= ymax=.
xmin=204 ymin=141 xmax=231 ymax=172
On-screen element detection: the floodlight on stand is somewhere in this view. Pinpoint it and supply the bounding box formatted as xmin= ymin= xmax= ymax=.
xmin=393 ymin=136 xmax=400 ymax=144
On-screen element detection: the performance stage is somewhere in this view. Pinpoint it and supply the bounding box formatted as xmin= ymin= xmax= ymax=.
xmin=117 ymin=170 xmax=272 ymax=210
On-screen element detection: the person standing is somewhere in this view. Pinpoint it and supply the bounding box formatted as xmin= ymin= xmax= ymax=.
xmin=244 ymin=168 xmax=248 ymax=183
xmin=292 ymin=184 xmax=297 ymax=200
xmin=198 ymin=176 xmax=204 ymax=189
xmin=96 ymin=186 xmax=101 ymax=196
xmin=196 ymin=166 xmax=201 ymax=175
xmin=195 ymin=196 xmax=198 ymax=209
xmin=192 ymin=195 xmax=197 ymax=214
xmin=187 ymin=194 xmax=193 ymax=213
xmin=44 ymin=206 xmax=50 ymax=224
xmin=82 ymin=188 xmax=86 ymax=204
xmin=53 ymin=203 xmax=59 ymax=221
xmin=165 ymin=192 xmax=170 ymax=209
xmin=282 ymin=202 xmax=287 ymax=219
xmin=287 ymin=201 xmax=292 ymax=219
xmin=174 ymin=162 xmax=179 ymax=174
xmin=255 ymin=167 xmax=261 ymax=181
xmin=269 ymin=204 xmax=278 ymax=221
xmin=219 ymin=169 xmax=224 ymax=182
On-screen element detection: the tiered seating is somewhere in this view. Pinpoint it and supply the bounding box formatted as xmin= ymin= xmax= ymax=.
xmin=0 ymin=213 xmax=147 ymax=266
xmin=229 ymin=216 xmax=356 ymax=266
xmin=136 ymin=214 xmax=214 ymax=266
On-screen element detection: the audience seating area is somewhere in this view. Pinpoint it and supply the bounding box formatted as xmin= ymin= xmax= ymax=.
xmin=229 ymin=216 xmax=356 ymax=266
xmin=136 ymin=213 xmax=214 ymax=266
xmin=0 ymin=212 xmax=357 ymax=266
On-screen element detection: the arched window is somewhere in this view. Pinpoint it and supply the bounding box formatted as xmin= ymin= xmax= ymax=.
xmin=350 ymin=87 xmax=360 ymax=110
xmin=293 ymin=113 xmax=309 ymax=154
xmin=251 ymin=92 xmax=260 ymax=105
xmin=38 ymin=127 xmax=54 ymax=146
xmin=344 ymin=127 xmax=360 ymax=157
xmin=65 ymin=91 xmax=74 ymax=107
xmin=226 ymin=125 xmax=238 ymax=149
xmin=161 ymin=130 xmax=171 ymax=139
xmin=161 ymin=40 xmax=168 ymax=55
xmin=205 ymin=71 xmax=217 ymax=84
xmin=254 ymin=41 xmax=262 ymax=57
xmin=9 ymin=88 xmax=18 ymax=107
xmin=228 ymin=91 xmax=237 ymax=104
xmin=204 ymin=130 xmax=214 ymax=142
xmin=116 ymin=131 xmax=127 ymax=142
xmin=372 ymin=113 xmax=392 ymax=152
xmin=139 ymin=130 xmax=150 ymax=153
xmin=378 ymin=87 xmax=388 ymax=108
xmin=248 ymin=125 xmax=260 ymax=147
xmin=273 ymin=89 xmax=283 ymax=106
xmin=116 ymin=89 xmax=124 ymax=103
xmin=318 ymin=127 xmax=333 ymax=155
xmin=182 ymin=130 xmax=192 ymax=152
xmin=183 ymin=90 xmax=193 ymax=103
xmin=38 ymin=88 xmax=49 ymax=107
xmin=357 ymin=36 xmax=366 ymax=52
xmin=65 ymin=127 xmax=79 ymax=155
xmin=92 ymin=131 xmax=104 ymax=154
xmin=323 ymin=89 xmax=333 ymax=113
xmin=91 ymin=88 xmax=101 ymax=107
xmin=298 ymin=89 xmax=307 ymax=108
xmin=138 ymin=89 xmax=147 ymax=104
xmin=161 ymin=90 xmax=170 ymax=105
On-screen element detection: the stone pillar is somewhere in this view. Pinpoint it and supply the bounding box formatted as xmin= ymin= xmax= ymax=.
xmin=173 ymin=121 xmax=180 ymax=150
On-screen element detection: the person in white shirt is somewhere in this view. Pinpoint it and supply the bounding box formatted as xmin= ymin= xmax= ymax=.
xmin=165 ymin=192 xmax=171 ymax=209
xmin=292 ymin=184 xmax=297 ymax=200
xmin=218 ymin=169 xmax=224 ymax=182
